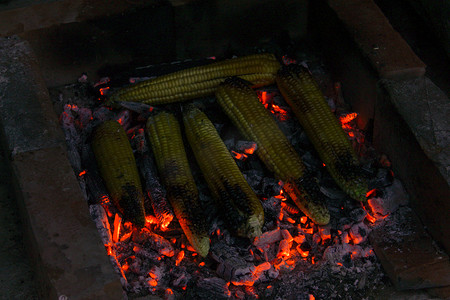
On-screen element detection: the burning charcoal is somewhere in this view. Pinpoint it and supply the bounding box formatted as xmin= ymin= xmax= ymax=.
xmin=193 ymin=277 xmax=231 ymax=299
xmin=349 ymin=222 xmax=370 ymax=244
xmin=253 ymin=229 xmax=283 ymax=248
xmin=281 ymin=229 xmax=294 ymax=243
xmin=367 ymin=179 xmax=408 ymax=217
xmin=137 ymin=154 xmax=174 ymax=230
xmin=323 ymin=243 xmax=363 ymax=266
xmin=235 ymin=140 xmax=257 ymax=155
xmin=77 ymin=107 xmax=93 ymax=129
xmin=318 ymin=225 xmax=331 ymax=242
xmin=172 ymin=272 xmax=190 ymax=289
xmin=277 ymin=239 xmax=291 ymax=258
xmin=349 ymin=208 xmax=367 ymax=223
xmin=230 ymin=262 xmax=272 ymax=286
xmin=165 ymin=288 xmax=176 ymax=300
xmin=132 ymin=228 xmax=174 ymax=257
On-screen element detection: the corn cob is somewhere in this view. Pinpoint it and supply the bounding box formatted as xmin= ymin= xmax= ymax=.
xmin=182 ymin=104 xmax=264 ymax=238
xmin=276 ymin=64 xmax=368 ymax=201
xmin=91 ymin=120 xmax=146 ymax=227
xmin=216 ymin=77 xmax=330 ymax=225
xmin=108 ymin=53 xmax=280 ymax=106
xmin=146 ymin=111 xmax=210 ymax=257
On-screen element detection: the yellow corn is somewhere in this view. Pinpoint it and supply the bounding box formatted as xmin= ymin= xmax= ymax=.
xmin=108 ymin=53 xmax=280 ymax=106
xmin=146 ymin=111 xmax=210 ymax=257
xmin=91 ymin=120 xmax=146 ymax=227
xmin=276 ymin=64 xmax=368 ymax=201
xmin=183 ymin=104 xmax=264 ymax=239
xmin=216 ymin=77 xmax=330 ymax=225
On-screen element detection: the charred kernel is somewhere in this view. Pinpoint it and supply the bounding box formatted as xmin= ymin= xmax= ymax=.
xmin=216 ymin=77 xmax=329 ymax=225
xmin=92 ymin=120 xmax=146 ymax=227
xmin=183 ymin=105 xmax=264 ymax=238
xmin=146 ymin=111 xmax=210 ymax=257
xmin=276 ymin=64 xmax=369 ymax=202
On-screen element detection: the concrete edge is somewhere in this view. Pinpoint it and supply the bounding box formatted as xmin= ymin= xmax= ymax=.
xmin=0 ymin=36 xmax=123 ymax=299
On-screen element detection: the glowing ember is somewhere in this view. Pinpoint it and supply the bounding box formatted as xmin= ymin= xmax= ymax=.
xmin=99 ymin=87 xmax=110 ymax=96
xmin=339 ymin=112 xmax=358 ymax=124
xmin=300 ymin=216 xmax=308 ymax=224
xmin=243 ymin=143 xmax=257 ymax=154
xmin=366 ymin=189 xmax=377 ymax=199
xmin=78 ymin=170 xmax=86 ymax=177
xmin=309 ymin=294 xmax=316 ymax=300
xmin=232 ymin=150 xmax=248 ymax=160
xmin=175 ymin=250 xmax=185 ymax=266
xmin=112 ymin=214 xmax=122 ymax=243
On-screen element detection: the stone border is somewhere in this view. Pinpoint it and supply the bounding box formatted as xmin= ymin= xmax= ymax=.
xmin=0 ymin=36 xmax=123 ymax=299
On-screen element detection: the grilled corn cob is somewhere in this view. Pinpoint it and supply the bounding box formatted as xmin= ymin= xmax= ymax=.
xmin=91 ymin=120 xmax=146 ymax=227
xmin=109 ymin=53 xmax=280 ymax=106
xmin=276 ymin=64 xmax=368 ymax=201
xmin=216 ymin=77 xmax=330 ymax=225
xmin=183 ymin=104 xmax=264 ymax=238
xmin=146 ymin=111 xmax=210 ymax=257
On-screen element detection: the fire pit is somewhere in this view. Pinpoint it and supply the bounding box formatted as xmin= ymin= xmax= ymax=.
xmin=0 ymin=0 xmax=449 ymax=299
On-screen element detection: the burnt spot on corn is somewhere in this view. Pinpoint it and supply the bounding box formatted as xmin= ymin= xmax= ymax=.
xmin=217 ymin=189 xmax=245 ymax=232
xmin=119 ymin=183 xmax=146 ymax=228
xmin=295 ymin=171 xmax=327 ymax=209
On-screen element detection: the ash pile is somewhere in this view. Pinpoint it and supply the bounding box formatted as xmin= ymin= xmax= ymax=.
xmin=51 ymin=55 xmax=409 ymax=300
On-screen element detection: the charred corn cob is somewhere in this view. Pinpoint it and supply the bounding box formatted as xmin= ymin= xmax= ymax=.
xmin=146 ymin=111 xmax=210 ymax=257
xmin=183 ymin=104 xmax=264 ymax=238
xmin=216 ymin=77 xmax=330 ymax=225
xmin=109 ymin=53 xmax=280 ymax=106
xmin=91 ymin=120 xmax=146 ymax=227
xmin=276 ymin=64 xmax=368 ymax=201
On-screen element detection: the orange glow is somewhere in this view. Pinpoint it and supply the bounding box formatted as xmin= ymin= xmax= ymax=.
xmin=277 ymin=240 xmax=290 ymax=257
xmin=160 ymin=213 xmax=173 ymax=230
xmin=148 ymin=279 xmax=158 ymax=287
xmin=117 ymin=118 xmax=123 ymax=125
xmin=186 ymin=245 xmax=196 ymax=252
xmin=349 ymin=231 xmax=364 ymax=244
xmin=271 ymin=104 xmax=289 ymax=121
xmin=113 ymin=214 xmax=122 ymax=243
xmin=99 ymin=87 xmax=110 ymax=96
xmin=232 ymin=150 xmax=248 ymax=160
xmin=339 ymin=112 xmax=358 ymax=124
xmin=337 ymin=262 xmax=343 ymax=266
xmin=100 ymin=195 xmax=110 ymax=205
xmin=365 ymin=213 xmax=377 ymax=224
xmin=259 ymin=91 xmax=271 ymax=108
xmin=267 ymin=285 xmax=272 ymax=289
xmin=300 ymin=216 xmax=308 ymax=224
xmin=366 ymin=189 xmax=377 ymax=198
xmin=216 ymin=229 xmax=221 ymax=236
xmin=122 ymin=262 xmax=129 ymax=272
xmin=279 ymin=210 xmax=284 ymax=221
xmin=296 ymin=245 xmax=309 ymax=258
xmin=166 ymin=288 xmax=174 ymax=295
xmin=78 ymin=170 xmax=86 ymax=177
xmin=175 ymin=250 xmax=185 ymax=266
xmin=286 ymin=217 xmax=296 ymax=224
xmin=303 ymin=228 xmax=314 ymax=235
xmin=145 ymin=215 xmax=158 ymax=224
xmin=311 ymin=257 xmax=316 ymax=264
xmin=120 ymin=231 xmax=132 ymax=242
xmin=309 ymin=294 xmax=316 ymax=300
xmin=243 ymin=143 xmax=257 ymax=154
xmin=199 ymin=262 xmax=205 ymax=267
xmin=348 ymin=132 xmax=355 ymax=137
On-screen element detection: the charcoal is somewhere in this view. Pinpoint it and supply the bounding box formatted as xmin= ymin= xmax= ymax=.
xmin=253 ymin=229 xmax=283 ymax=248
xmin=242 ymin=169 xmax=263 ymax=190
xmin=235 ymin=140 xmax=257 ymax=153
xmin=132 ymin=229 xmax=174 ymax=257
xmin=349 ymin=222 xmax=371 ymax=245
xmin=368 ymin=167 xmax=394 ymax=189
xmin=115 ymin=109 xmax=132 ymax=130
xmin=192 ymin=277 xmax=231 ymax=299
xmin=223 ymin=138 xmax=235 ymax=150
xmin=138 ymin=154 xmax=174 ymax=228
xmin=89 ymin=204 xmax=113 ymax=245
xmin=349 ymin=208 xmax=367 ymax=223
xmin=118 ymin=101 xmax=153 ymax=114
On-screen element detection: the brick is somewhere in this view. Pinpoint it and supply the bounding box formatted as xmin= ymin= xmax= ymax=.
xmin=328 ymin=0 xmax=426 ymax=79
xmin=369 ymin=207 xmax=450 ymax=290
xmin=0 ymin=36 xmax=64 ymax=156
xmin=11 ymin=146 xmax=123 ymax=299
